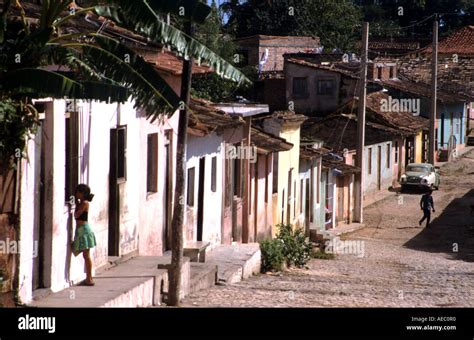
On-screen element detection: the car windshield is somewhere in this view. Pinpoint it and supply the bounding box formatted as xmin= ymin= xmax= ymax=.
xmin=406 ymin=166 xmax=429 ymax=173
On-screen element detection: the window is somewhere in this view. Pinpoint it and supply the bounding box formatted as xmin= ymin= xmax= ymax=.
xmin=386 ymin=143 xmax=391 ymax=169
xmin=317 ymin=79 xmax=335 ymax=95
xmin=394 ymin=141 xmax=399 ymax=164
xmin=233 ymin=157 xmax=241 ymax=198
xmin=187 ymin=167 xmax=195 ymax=206
xmin=352 ymin=154 xmax=357 ymax=166
xmin=147 ymin=133 xmax=158 ymax=193
xmin=389 ymin=66 xmax=395 ymax=78
xmin=272 ymin=154 xmax=279 ymax=194
xmin=368 ymin=148 xmax=372 ymax=175
xmin=292 ymin=77 xmax=308 ymax=97
xmin=377 ymin=67 xmax=382 ymax=80
xmin=211 ymin=156 xmax=217 ymax=192
xmin=117 ymin=126 xmax=127 ymax=180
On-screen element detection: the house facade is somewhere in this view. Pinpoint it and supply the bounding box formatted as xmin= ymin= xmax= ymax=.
xmin=261 ymin=111 xmax=306 ymax=235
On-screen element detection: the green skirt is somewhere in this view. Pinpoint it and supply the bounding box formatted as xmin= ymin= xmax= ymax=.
xmin=72 ymin=223 xmax=96 ymax=256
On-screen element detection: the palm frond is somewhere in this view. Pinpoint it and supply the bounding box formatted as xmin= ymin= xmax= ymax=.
xmin=1 ymin=68 xmax=129 ymax=103
xmin=95 ymin=2 xmax=251 ymax=85
xmin=78 ymin=34 xmax=181 ymax=116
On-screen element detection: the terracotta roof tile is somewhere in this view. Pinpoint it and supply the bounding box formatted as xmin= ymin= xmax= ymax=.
xmin=286 ymin=58 xmax=360 ymax=79
xmin=425 ymin=26 xmax=474 ymax=55
xmin=379 ymin=79 xmax=467 ymax=103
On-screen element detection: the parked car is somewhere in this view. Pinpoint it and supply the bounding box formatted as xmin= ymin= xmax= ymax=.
xmin=400 ymin=163 xmax=440 ymax=191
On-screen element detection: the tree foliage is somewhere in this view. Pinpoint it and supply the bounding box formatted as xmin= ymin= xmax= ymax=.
xmin=222 ymin=0 xmax=362 ymax=51
xmin=356 ymin=0 xmax=474 ymax=38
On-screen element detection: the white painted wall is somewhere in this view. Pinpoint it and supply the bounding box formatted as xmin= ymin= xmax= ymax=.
xmin=185 ymin=133 xmax=223 ymax=248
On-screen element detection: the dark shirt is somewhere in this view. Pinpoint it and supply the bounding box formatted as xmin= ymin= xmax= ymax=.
xmin=76 ymin=211 xmax=88 ymax=221
xmin=420 ymin=194 xmax=434 ymax=211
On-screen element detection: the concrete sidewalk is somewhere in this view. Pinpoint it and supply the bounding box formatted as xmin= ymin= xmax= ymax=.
xmin=29 ymin=243 xmax=261 ymax=307
xmin=29 ymin=256 xmax=181 ymax=308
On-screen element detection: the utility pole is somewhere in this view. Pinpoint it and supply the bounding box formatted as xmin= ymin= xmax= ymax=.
xmin=168 ymin=19 xmax=194 ymax=307
xmin=429 ymin=18 xmax=438 ymax=165
xmin=354 ymin=22 xmax=369 ymax=223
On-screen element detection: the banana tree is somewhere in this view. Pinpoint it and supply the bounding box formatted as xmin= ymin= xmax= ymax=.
xmin=1 ymin=0 xmax=250 ymax=306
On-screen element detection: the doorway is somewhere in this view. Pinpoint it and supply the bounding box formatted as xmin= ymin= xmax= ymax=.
xmin=336 ymin=177 xmax=344 ymax=225
xmin=163 ymin=131 xmax=172 ymax=251
xmin=197 ymin=157 xmax=205 ymax=242
xmin=33 ymin=124 xmax=46 ymax=289
xmin=108 ymin=128 xmax=120 ymax=256
xmin=304 ymin=178 xmax=310 ymax=235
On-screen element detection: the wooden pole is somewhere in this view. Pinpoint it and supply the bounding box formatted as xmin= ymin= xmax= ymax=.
xmin=354 ymin=22 xmax=369 ymax=223
xmin=168 ymin=20 xmax=193 ymax=307
xmin=429 ymin=19 xmax=438 ymax=165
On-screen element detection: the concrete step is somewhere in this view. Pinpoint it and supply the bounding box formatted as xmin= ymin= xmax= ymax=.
xmin=189 ymin=263 xmax=217 ymax=294
xmin=206 ymin=243 xmax=261 ymax=285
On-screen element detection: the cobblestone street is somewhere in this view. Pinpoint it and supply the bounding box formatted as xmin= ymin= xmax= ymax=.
xmin=182 ymin=149 xmax=474 ymax=307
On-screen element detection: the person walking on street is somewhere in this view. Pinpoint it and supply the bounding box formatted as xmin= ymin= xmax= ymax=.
xmin=419 ymin=189 xmax=435 ymax=228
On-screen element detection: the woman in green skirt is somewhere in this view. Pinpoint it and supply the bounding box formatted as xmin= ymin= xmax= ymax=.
xmin=73 ymin=184 xmax=97 ymax=286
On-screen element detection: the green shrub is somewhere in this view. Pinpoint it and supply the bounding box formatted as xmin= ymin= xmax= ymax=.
xmin=276 ymin=223 xmax=312 ymax=268
xmin=259 ymin=239 xmax=285 ymax=272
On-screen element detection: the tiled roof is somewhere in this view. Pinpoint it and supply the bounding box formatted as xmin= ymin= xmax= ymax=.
xmin=286 ymin=58 xmax=360 ymax=79
xmin=379 ymin=79 xmax=467 ymax=103
xmin=299 ymin=146 xmax=324 ymax=159
xmin=139 ymin=49 xmax=212 ymax=75
xmin=322 ymin=155 xmax=361 ymax=175
xmin=251 ymin=127 xmax=293 ymax=153
xmin=425 ymin=26 xmax=474 ymax=55
xmin=188 ymin=98 xmax=243 ymax=135
xmin=365 ymin=91 xmax=429 ymax=133
xmin=302 ymin=114 xmax=399 ymax=152
xmin=270 ymin=110 xmax=307 ymax=123
xmin=369 ymin=41 xmax=420 ymax=51
xmin=12 ymin=2 xmax=212 ymax=76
